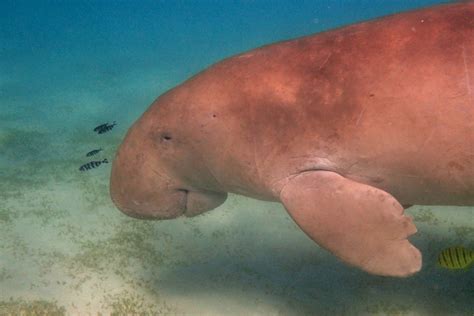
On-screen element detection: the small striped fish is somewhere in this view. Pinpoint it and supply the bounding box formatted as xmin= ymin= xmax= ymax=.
xmin=79 ymin=159 xmax=109 ymax=171
xmin=93 ymin=123 xmax=109 ymax=132
xmin=86 ymin=148 xmax=103 ymax=157
xmin=437 ymin=246 xmax=474 ymax=270
xmin=96 ymin=121 xmax=116 ymax=134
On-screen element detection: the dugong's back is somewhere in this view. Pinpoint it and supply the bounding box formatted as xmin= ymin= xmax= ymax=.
xmin=171 ymin=2 xmax=474 ymax=206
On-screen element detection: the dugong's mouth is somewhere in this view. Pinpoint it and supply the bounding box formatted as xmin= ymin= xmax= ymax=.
xmin=112 ymin=188 xmax=224 ymax=220
xmin=110 ymin=154 xmax=229 ymax=219
xmin=111 ymin=188 xmax=189 ymax=220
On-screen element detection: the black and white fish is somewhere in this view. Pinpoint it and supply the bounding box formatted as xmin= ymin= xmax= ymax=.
xmin=79 ymin=159 xmax=109 ymax=171
xmin=86 ymin=148 xmax=103 ymax=157
xmin=93 ymin=123 xmax=109 ymax=132
xmin=96 ymin=121 xmax=116 ymax=134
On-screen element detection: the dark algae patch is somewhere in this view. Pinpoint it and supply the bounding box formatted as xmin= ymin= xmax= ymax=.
xmin=0 ymin=298 xmax=66 ymax=316
xmin=411 ymin=208 xmax=439 ymax=225
xmin=0 ymin=209 xmax=14 ymax=224
xmin=365 ymin=302 xmax=411 ymax=315
xmin=450 ymin=225 xmax=474 ymax=239
xmin=0 ymin=128 xmax=51 ymax=164
xmin=67 ymin=220 xmax=168 ymax=276
xmin=100 ymin=291 xmax=175 ymax=315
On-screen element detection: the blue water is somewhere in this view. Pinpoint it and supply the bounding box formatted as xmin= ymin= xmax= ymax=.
xmin=1 ymin=0 xmax=472 ymax=314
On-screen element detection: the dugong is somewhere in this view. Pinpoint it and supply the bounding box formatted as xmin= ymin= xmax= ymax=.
xmin=110 ymin=2 xmax=474 ymax=277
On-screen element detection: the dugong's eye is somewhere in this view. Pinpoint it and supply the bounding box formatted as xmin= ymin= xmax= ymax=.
xmin=160 ymin=132 xmax=173 ymax=142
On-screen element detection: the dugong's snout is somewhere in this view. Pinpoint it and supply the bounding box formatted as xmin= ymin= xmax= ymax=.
xmin=110 ymin=154 xmax=188 ymax=220
xmin=109 ymin=119 xmax=228 ymax=220
xmin=108 ymin=120 xmax=188 ymax=219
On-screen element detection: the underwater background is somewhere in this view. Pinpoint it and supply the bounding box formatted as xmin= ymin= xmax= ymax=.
xmin=0 ymin=0 xmax=473 ymax=314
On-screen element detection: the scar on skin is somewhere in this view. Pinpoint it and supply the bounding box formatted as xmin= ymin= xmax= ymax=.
xmin=319 ymin=53 xmax=332 ymax=70
xmin=416 ymin=128 xmax=435 ymax=153
xmin=355 ymin=106 xmax=367 ymax=126
xmin=462 ymin=45 xmax=472 ymax=101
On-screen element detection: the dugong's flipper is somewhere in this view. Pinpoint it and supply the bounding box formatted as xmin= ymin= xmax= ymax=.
xmin=280 ymin=171 xmax=421 ymax=277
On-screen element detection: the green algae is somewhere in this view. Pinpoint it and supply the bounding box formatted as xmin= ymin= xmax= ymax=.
xmin=0 ymin=233 xmax=29 ymax=259
xmin=74 ymin=175 xmax=112 ymax=211
xmin=0 ymin=298 xmax=66 ymax=316
xmin=450 ymin=225 xmax=474 ymax=239
xmin=65 ymin=219 xmax=172 ymax=280
xmin=365 ymin=302 xmax=411 ymax=315
xmin=411 ymin=208 xmax=439 ymax=225
xmin=0 ymin=268 xmax=12 ymax=283
xmin=100 ymin=291 xmax=175 ymax=315
xmin=0 ymin=209 xmax=13 ymax=224
xmin=0 ymin=129 xmax=15 ymax=149
xmin=0 ymin=128 xmax=50 ymax=163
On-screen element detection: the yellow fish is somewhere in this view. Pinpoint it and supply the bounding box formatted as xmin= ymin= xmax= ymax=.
xmin=437 ymin=246 xmax=474 ymax=270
